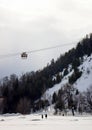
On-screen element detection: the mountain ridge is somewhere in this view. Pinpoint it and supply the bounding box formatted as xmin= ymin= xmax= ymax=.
xmin=0 ymin=33 xmax=92 ymax=114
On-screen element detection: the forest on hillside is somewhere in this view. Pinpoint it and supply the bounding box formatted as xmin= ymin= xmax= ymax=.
xmin=0 ymin=33 xmax=92 ymax=114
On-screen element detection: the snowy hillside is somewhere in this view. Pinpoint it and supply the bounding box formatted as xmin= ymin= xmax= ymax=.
xmin=74 ymin=55 xmax=92 ymax=91
xmin=0 ymin=34 xmax=92 ymax=114
xmin=44 ymin=54 xmax=92 ymax=99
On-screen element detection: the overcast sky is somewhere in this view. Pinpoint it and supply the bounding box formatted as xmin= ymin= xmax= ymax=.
xmin=0 ymin=0 xmax=92 ymax=78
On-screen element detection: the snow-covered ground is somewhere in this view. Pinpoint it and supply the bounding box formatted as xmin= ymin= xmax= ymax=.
xmin=44 ymin=71 xmax=73 ymax=98
xmin=0 ymin=114 xmax=92 ymax=130
xmin=44 ymin=54 xmax=92 ymax=99
xmin=74 ymin=54 xmax=92 ymax=91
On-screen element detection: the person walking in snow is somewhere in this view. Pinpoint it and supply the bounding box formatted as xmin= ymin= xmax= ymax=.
xmin=41 ymin=114 xmax=43 ymax=119
xmin=72 ymin=107 xmax=75 ymax=116
xmin=45 ymin=114 xmax=47 ymax=119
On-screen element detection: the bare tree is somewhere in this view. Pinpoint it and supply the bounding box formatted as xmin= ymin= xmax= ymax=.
xmin=85 ymin=86 xmax=92 ymax=113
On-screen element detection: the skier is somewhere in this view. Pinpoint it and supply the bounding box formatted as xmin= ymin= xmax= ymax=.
xmin=41 ymin=114 xmax=43 ymax=119
xmin=45 ymin=114 xmax=47 ymax=119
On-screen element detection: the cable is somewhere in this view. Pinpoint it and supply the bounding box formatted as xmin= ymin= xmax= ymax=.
xmin=0 ymin=52 xmax=21 ymax=59
xmin=27 ymin=43 xmax=76 ymax=53
xmin=0 ymin=42 xmax=77 ymax=59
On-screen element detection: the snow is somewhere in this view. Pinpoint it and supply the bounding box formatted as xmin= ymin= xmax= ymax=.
xmin=44 ymin=54 xmax=92 ymax=99
xmin=0 ymin=114 xmax=92 ymax=130
xmin=45 ymin=71 xmax=73 ymax=98
xmin=74 ymin=54 xmax=92 ymax=91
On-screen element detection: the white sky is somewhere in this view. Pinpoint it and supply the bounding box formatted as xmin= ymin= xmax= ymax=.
xmin=0 ymin=0 xmax=92 ymax=78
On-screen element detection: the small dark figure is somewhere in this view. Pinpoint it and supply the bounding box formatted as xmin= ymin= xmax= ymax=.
xmin=45 ymin=114 xmax=47 ymax=119
xmin=72 ymin=107 xmax=75 ymax=116
xmin=41 ymin=114 xmax=43 ymax=119
xmin=62 ymin=114 xmax=64 ymax=116
xmin=78 ymin=106 xmax=83 ymax=115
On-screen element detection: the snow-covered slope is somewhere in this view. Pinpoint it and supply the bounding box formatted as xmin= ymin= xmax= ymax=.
xmin=45 ymin=71 xmax=73 ymax=97
xmin=44 ymin=54 xmax=92 ymax=99
xmin=74 ymin=55 xmax=92 ymax=91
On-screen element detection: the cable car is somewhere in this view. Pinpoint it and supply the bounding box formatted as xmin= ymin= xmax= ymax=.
xmin=21 ymin=52 xmax=28 ymax=59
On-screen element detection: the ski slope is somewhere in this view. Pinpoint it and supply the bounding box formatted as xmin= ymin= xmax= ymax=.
xmin=0 ymin=114 xmax=92 ymax=130
xmin=74 ymin=54 xmax=92 ymax=91
xmin=44 ymin=54 xmax=92 ymax=99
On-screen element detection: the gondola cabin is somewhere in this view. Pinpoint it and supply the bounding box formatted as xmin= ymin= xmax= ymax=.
xmin=21 ymin=52 xmax=28 ymax=59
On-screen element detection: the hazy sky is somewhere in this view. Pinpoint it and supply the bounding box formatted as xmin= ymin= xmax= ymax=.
xmin=0 ymin=0 xmax=92 ymax=78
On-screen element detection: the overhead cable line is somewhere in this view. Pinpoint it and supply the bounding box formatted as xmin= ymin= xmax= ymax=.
xmin=0 ymin=42 xmax=77 ymax=59
xmin=27 ymin=43 xmax=76 ymax=53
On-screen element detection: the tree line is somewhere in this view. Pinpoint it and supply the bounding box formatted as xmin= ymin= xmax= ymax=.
xmin=0 ymin=33 xmax=92 ymax=114
xmin=53 ymin=84 xmax=92 ymax=115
